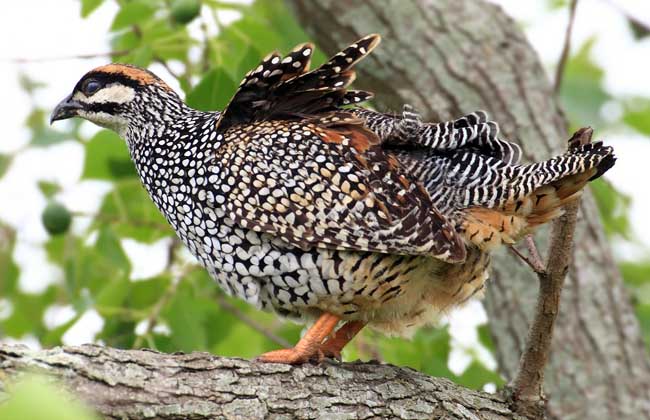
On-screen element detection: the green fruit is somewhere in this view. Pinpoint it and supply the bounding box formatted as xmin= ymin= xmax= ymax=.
xmin=42 ymin=202 xmax=72 ymax=236
xmin=171 ymin=0 xmax=201 ymax=24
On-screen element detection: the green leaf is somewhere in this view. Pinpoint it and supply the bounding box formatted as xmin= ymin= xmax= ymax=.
xmin=111 ymin=1 xmax=157 ymax=31
xmin=2 ymin=287 xmax=57 ymax=338
xmin=97 ymin=179 xmax=170 ymax=242
xmin=186 ymin=68 xmax=237 ymax=111
xmin=111 ymin=30 xmax=140 ymax=52
xmin=623 ymin=98 xmax=650 ymax=135
xmin=27 ymin=109 xmax=69 ymax=147
xmin=37 ymin=181 xmax=61 ymax=198
xmin=0 ymin=153 xmax=11 ymax=179
xmin=213 ymin=322 xmax=267 ymax=357
xmin=18 ymin=73 xmax=46 ymax=95
xmin=0 ymin=375 xmax=99 ymax=420
xmin=0 ymin=224 xmax=19 ymax=297
xmin=477 ymin=324 xmax=496 ymax=352
xmin=621 ymin=261 xmax=650 ymax=288
xmin=635 ymin=304 xmax=650 ymax=349
xmin=131 ymin=45 xmax=155 ymax=67
xmin=379 ymin=327 xmax=454 ymax=379
xmin=547 ymin=0 xmax=568 ymax=9
xmin=99 ymin=317 xmax=138 ymax=348
xmin=456 ymin=361 xmax=503 ymax=389
xmin=129 ymin=275 xmax=171 ymax=309
xmin=51 ymin=227 xmax=131 ymax=309
xmin=41 ymin=314 xmax=81 ymax=347
xmin=82 ymin=129 xmax=137 ymax=180
xmin=590 ymin=179 xmax=631 ymax=238
xmin=164 ymin=282 xmax=209 ymax=351
xmin=81 ymin=0 xmax=104 ymax=18
xmin=44 ymin=234 xmax=69 ymax=266
xmin=96 ymin=226 xmax=131 ymax=273
xmin=560 ymin=39 xmax=610 ymax=125
xmin=236 ymin=47 xmax=263 ymax=80
xmin=96 ymin=277 xmax=131 ymax=308
xmin=250 ymin=0 xmax=315 ymax=50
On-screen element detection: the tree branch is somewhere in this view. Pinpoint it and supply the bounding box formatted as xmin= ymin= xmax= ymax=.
xmin=4 ymin=50 xmax=131 ymax=63
xmin=553 ymin=0 xmax=579 ymax=94
xmin=0 ymin=343 xmax=524 ymax=420
xmin=507 ymin=128 xmax=593 ymax=417
xmin=508 ymin=235 xmax=546 ymax=275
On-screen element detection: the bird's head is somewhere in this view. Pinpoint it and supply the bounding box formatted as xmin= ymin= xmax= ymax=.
xmin=50 ymin=64 xmax=180 ymax=137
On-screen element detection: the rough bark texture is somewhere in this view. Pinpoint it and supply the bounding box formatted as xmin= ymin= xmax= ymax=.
xmin=0 ymin=344 xmax=525 ymax=420
xmin=285 ymin=0 xmax=650 ymax=419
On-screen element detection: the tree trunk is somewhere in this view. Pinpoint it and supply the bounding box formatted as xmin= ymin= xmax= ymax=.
xmin=285 ymin=0 xmax=650 ymax=419
xmin=0 ymin=344 xmax=525 ymax=420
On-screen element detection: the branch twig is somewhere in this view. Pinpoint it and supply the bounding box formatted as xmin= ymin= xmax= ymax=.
xmin=508 ymin=235 xmax=546 ymax=275
xmin=508 ymin=128 xmax=593 ymax=417
xmin=553 ymin=0 xmax=579 ymax=94
xmin=5 ymin=50 xmax=131 ymax=64
xmin=524 ymin=235 xmax=544 ymax=271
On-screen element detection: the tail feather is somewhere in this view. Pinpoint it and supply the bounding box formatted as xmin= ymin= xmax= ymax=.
xmin=458 ymin=137 xmax=615 ymax=250
xmin=394 ymin=129 xmax=615 ymax=250
xmin=399 ymin=107 xmax=523 ymax=164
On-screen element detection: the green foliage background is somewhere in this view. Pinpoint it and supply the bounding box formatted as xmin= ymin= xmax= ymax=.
xmin=1 ymin=0 xmax=649 ymax=417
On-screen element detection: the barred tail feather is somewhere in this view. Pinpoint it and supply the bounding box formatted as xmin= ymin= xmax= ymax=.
xmin=460 ymin=136 xmax=615 ymax=250
xmin=395 ymin=107 xmax=521 ymax=164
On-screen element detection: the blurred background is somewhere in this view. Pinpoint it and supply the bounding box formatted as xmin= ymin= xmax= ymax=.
xmin=0 ymin=0 xmax=649 ymax=401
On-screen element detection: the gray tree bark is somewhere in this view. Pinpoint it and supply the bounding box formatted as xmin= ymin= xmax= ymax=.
xmin=285 ymin=1 xmax=650 ymax=419
xmin=0 ymin=344 xmax=525 ymax=420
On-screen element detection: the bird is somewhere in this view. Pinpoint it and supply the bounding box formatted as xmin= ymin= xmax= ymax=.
xmin=51 ymin=34 xmax=615 ymax=364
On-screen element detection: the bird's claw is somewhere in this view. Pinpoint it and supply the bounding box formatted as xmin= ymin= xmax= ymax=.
xmin=257 ymin=347 xmax=324 ymax=365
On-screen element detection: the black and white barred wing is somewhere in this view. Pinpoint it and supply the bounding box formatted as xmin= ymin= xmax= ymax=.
xmin=215 ymin=35 xmax=379 ymax=133
xmin=212 ymin=114 xmax=467 ymax=263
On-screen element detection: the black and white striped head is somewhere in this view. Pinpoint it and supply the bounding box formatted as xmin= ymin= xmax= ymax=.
xmin=50 ymin=64 xmax=181 ymax=137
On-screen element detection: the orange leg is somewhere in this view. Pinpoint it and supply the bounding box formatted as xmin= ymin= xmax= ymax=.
xmin=320 ymin=320 xmax=366 ymax=361
xmin=257 ymin=312 xmax=341 ymax=364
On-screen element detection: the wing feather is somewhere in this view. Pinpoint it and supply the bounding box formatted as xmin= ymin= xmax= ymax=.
xmin=212 ymin=113 xmax=466 ymax=263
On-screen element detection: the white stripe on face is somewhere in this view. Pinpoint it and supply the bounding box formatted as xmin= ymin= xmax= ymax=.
xmin=74 ymin=83 xmax=136 ymax=105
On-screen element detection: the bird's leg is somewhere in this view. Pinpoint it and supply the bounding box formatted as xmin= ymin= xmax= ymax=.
xmin=257 ymin=312 xmax=340 ymax=364
xmin=320 ymin=320 xmax=366 ymax=361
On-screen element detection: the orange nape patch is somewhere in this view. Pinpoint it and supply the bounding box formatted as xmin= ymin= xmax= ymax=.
xmin=92 ymin=64 xmax=173 ymax=91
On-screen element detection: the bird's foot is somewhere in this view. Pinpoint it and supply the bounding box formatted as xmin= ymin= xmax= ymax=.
xmin=255 ymin=315 xmax=365 ymax=365
xmin=257 ymin=347 xmax=324 ymax=364
xmin=319 ymin=341 xmax=343 ymax=361
xmin=319 ymin=320 xmax=365 ymax=362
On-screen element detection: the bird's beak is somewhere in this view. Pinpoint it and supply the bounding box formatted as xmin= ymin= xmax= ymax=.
xmin=50 ymin=94 xmax=84 ymax=124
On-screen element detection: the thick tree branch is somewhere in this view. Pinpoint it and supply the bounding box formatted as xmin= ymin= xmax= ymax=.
xmin=0 ymin=343 xmax=524 ymax=420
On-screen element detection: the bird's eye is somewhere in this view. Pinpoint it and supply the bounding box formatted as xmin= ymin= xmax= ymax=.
xmin=82 ymin=79 xmax=102 ymax=95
